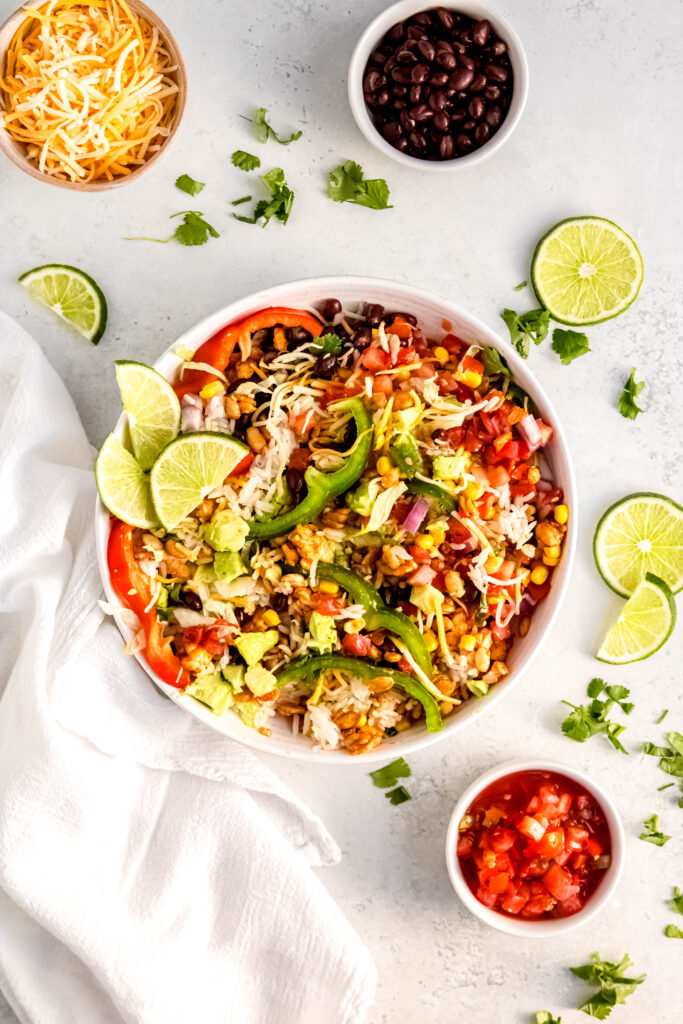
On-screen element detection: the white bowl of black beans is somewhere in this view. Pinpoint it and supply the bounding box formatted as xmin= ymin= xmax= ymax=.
xmin=348 ymin=2 xmax=528 ymax=168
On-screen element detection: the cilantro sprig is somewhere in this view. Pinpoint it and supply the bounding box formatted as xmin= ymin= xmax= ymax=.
xmin=643 ymin=731 xmax=683 ymax=806
xmin=311 ymin=333 xmax=343 ymax=355
xmin=639 ymin=813 xmax=671 ymax=846
xmin=570 ymin=953 xmax=646 ymax=1019
xmin=127 ymin=210 xmax=219 ymax=246
xmin=244 ymin=106 xmax=302 ymax=145
xmin=327 ymin=161 xmax=392 ymax=210
xmin=561 ymin=678 xmax=633 ymax=754
xmin=233 ymin=167 xmax=294 ymax=227
xmin=175 ymin=173 xmax=205 ymax=196
xmin=669 ymin=886 xmax=683 ymax=915
xmin=551 ymin=328 xmax=591 ymax=364
xmin=481 ymin=346 xmax=511 ymax=378
xmin=534 ymin=1014 xmax=561 ymax=1024
xmin=500 ymin=308 xmax=550 ymax=359
xmin=664 ymin=924 xmax=683 ymax=939
xmin=617 ymin=368 xmax=645 ymax=419
xmin=232 ymin=150 xmax=260 ymax=171
xmin=370 ymin=757 xmax=412 ymax=805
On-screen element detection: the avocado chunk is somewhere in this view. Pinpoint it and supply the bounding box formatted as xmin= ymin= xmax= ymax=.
xmin=185 ymin=671 xmax=233 ymax=715
xmin=214 ymin=551 xmax=245 ymax=582
xmin=221 ymin=664 xmax=245 ymax=691
xmin=235 ymin=629 xmax=279 ymax=666
xmin=203 ymin=508 xmax=249 ymax=552
xmin=309 ymin=611 xmax=338 ymax=654
xmin=244 ymin=664 xmax=278 ymax=696
xmin=345 ymin=478 xmax=379 ymax=516
xmin=432 ymin=455 xmax=461 ymax=480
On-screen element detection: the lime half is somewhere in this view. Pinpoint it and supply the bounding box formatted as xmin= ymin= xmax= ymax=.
xmin=115 ymin=361 xmax=181 ymax=470
xmin=150 ymin=432 xmax=249 ymax=530
xmin=594 ymin=492 xmax=683 ymax=597
xmin=531 ymin=217 xmax=643 ymax=325
xmin=19 ymin=264 xmax=107 ymax=344
xmin=96 ymin=434 xmax=159 ymax=529
xmin=597 ymin=572 xmax=676 ymax=664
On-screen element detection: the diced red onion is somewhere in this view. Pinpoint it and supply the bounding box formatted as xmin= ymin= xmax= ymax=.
xmin=536 ymin=479 xmax=552 ymax=492
xmin=402 ymin=496 xmax=431 ymax=534
xmin=450 ymin=535 xmax=479 ymax=554
xmin=519 ymin=413 xmax=542 ymax=451
xmin=181 ymin=394 xmax=204 ymax=433
xmin=519 ymin=594 xmax=536 ymax=614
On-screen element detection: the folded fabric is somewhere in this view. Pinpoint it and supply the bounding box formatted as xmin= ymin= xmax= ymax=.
xmin=0 ymin=312 xmax=376 ymax=1024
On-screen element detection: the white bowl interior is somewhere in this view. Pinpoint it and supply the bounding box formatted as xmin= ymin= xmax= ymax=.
xmin=348 ymin=0 xmax=529 ymax=171
xmin=95 ymin=276 xmax=576 ymax=763
xmin=445 ymin=759 xmax=625 ymax=936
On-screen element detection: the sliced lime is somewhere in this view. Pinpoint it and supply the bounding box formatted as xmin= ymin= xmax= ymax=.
xmin=115 ymin=360 xmax=181 ymax=470
xmin=19 ymin=264 xmax=108 ymax=344
xmin=96 ymin=434 xmax=159 ymax=529
xmin=531 ymin=217 xmax=643 ymax=325
xmin=594 ymin=492 xmax=683 ymax=597
xmin=150 ymin=432 xmax=249 ymax=531
xmin=597 ymin=572 xmax=676 ymax=664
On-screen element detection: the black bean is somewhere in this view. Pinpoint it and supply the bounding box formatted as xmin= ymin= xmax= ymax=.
xmin=435 ymin=39 xmax=454 ymax=54
xmin=431 ymin=71 xmax=450 ymax=87
xmin=450 ymin=107 xmax=467 ymax=123
xmin=364 ymin=303 xmax=385 ymax=326
xmin=384 ymin=55 xmax=397 ymax=72
xmin=484 ymin=85 xmax=501 ymax=101
xmin=376 ymin=89 xmax=391 ymax=106
xmin=474 ymin=123 xmax=490 ymax=144
xmin=235 ymin=413 xmax=252 ymax=430
xmin=472 ymin=19 xmax=492 ymax=46
xmin=271 ymin=593 xmax=288 ymax=613
xmin=468 ymin=96 xmax=485 ymax=120
xmin=428 ymin=89 xmax=447 ymax=111
xmin=319 ymin=298 xmax=341 ymax=322
xmin=417 ymin=39 xmax=435 ymax=61
xmin=396 ymin=48 xmax=418 ymax=64
xmin=388 ymin=23 xmax=405 ymax=42
xmin=408 ymin=130 xmax=427 ymax=150
xmin=391 ymin=67 xmax=413 ymax=84
xmin=470 ymin=73 xmax=487 ymax=92
xmin=389 ymin=311 xmax=418 ymax=325
xmin=364 ymin=70 xmax=381 ymax=92
xmin=486 ymin=64 xmax=508 ymax=82
xmin=409 ymin=103 xmax=433 ymax=122
xmin=393 ymin=84 xmax=408 ymax=97
xmin=181 ymin=589 xmax=203 ymax=612
xmin=456 ymin=133 xmax=474 ymax=152
xmin=409 ymin=84 xmax=422 ymax=103
xmin=262 ymin=350 xmax=278 ymax=364
xmin=394 ymin=98 xmax=407 ymax=110
xmin=439 ymin=135 xmax=455 ymax=159
xmin=399 ymin=108 xmax=416 ymax=131
xmin=382 ymin=121 xmax=403 ymax=142
xmin=411 ymin=62 xmax=429 ymax=83
xmin=287 ymin=326 xmax=310 ymax=344
xmin=433 ymin=110 xmax=450 ymax=132
xmin=314 ymin=352 xmax=338 ymax=378
xmin=435 ymin=50 xmax=457 ymax=70
xmin=369 ymin=50 xmax=385 ymax=65
xmin=286 ymin=468 xmax=304 ymax=497
xmin=459 ymin=55 xmax=475 ymax=72
xmin=413 ymin=11 xmax=432 ymax=26
xmin=406 ymin=25 xmax=428 ymax=40
xmin=352 ymin=326 xmax=372 ymax=350
xmin=488 ymin=40 xmax=507 ymax=56
xmin=449 ymin=67 xmax=474 ymax=90
xmin=392 ymin=136 xmax=409 ymax=152
xmin=486 ymin=105 xmax=503 ymax=127
xmin=462 ymin=119 xmax=476 ymax=131
xmin=435 ymin=7 xmax=454 ymax=30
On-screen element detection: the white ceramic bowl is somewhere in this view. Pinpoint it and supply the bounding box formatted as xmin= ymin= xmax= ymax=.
xmin=348 ymin=1 xmax=529 ymax=171
xmin=95 ymin=276 xmax=576 ymax=763
xmin=445 ymin=759 xmax=625 ymax=936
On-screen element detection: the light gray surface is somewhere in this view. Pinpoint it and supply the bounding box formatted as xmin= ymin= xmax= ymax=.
xmin=1 ymin=0 xmax=682 ymax=1022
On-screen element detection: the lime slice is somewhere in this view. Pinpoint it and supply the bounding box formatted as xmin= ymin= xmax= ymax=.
xmin=115 ymin=360 xmax=181 ymax=470
xmin=597 ymin=572 xmax=676 ymax=664
xmin=150 ymin=432 xmax=249 ymax=530
xmin=531 ymin=217 xmax=643 ymax=325
xmin=19 ymin=264 xmax=107 ymax=344
xmin=594 ymin=492 xmax=683 ymax=597
xmin=96 ymin=434 xmax=159 ymax=529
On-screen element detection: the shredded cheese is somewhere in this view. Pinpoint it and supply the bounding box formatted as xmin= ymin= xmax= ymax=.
xmin=0 ymin=0 xmax=180 ymax=182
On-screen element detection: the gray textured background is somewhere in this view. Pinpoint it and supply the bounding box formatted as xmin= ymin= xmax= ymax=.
xmin=1 ymin=0 xmax=682 ymax=1021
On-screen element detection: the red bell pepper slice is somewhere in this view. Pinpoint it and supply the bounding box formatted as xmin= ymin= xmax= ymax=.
xmin=107 ymin=519 xmax=190 ymax=689
xmin=174 ymin=307 xmax=323 ymax=399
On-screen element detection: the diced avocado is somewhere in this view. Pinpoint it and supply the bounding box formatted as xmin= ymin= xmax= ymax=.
xmin=389 ymin=434 xmax=423 ymax=478
xmin=432 ymin=455 xmax=461 ymax=480
xmin=203 ymin=508 xmax=248 ymax=552
xmin=185 ymin=671 xmax=233 ymax=715
xmin=244 ymin=664 xmax=278 ymax=696
xmin=309 ymin=611 xmax=338 ymax=654
xmin=235 ymin=629 xmax=279 ymax=666
xmin=410 ymin=583 xmax=444 ymax=615
xmin=214 ymin=551 xmax=245 ymax=582
xmin=345 ymin=478 xmax=379 ymax=516
xmin=193 ymin=564 xmax=217 ymax=584
xmin=394 ymin=403 xmax=422 ymax=431
xmin=221 ymin=664 xmax=245 ymax=692
xmin=233 ymin=700 xmax=268 ymax=730
xmin=156 ymin=587 xmax=169 ymax=610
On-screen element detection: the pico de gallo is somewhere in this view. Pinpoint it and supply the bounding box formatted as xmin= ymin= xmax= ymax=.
xmin=457 ymin=769 xmax=612 ymax=918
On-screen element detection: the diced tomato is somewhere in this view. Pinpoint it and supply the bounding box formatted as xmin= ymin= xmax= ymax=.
xmin=231 ymin=452 xmax=254 ymax=476
xmin=522 ymin=893 xmax=556 ymax=916
xmin=480 ymin=411 xmax=500 ymax=436
xmin=290 ymin=411 xmax=315 ymax=435
xmin=411 ymin=362 xmax=436 ymax=379
xmin=445 ymin=425 xmax=466 ymax=447
xmin=476 ymin=885 xmax=498 ymax=909
xmin=565 ymin=826 xmax=590 ymax=852
xmin=544 ymin=863 xmax=579 ymax=902
xmin=289 ymin=447 xmax=311 ymax=472
xmin=518 ymin=815 xmax=547 ymax=842
xmin=536 ymin=828 xmax=565 ymax=859
xmin=341 ymin=633 xmax=373 ymax=656
xmin=557 ymin=793 xmax=573 ymax=814
xmin=489 ymin=621 xmax=511 ymax=640
xmin=488 ymin=827 xmax=517 ymax=852
xmin=441 ymin=333 xmax=466 ymax=355
xmin=488 ymin=872 xmax=511 ymax=895
xmin=526 ymin=580 xmax=551 ymax=604
xmin=447 ymin=519 xmax=472 ymax=543
xmin=585 ymin=838 xmax=604 ymax=858
xmin=510 ymin=481 xmax=536 ymax=500
xmin=486 ymin=465 xmax=510 ymax=489
xmin=571 ymin=853 xmax=589 ymax=871
xmin=501 ymin=881 xmax=531 ymax=914
xmin=557 ymin=892 xmax=583 ymax=916
xmin=535 ymin=419 xmax=554 ymax=446
xmin=315 ymin=595 xmax=344 ymax=616
xmin=360 ymin=347 xmax=392 ymax=372
xmin=476 ymin=493 xmax=494 ymax=518
xmin=409 ymin=544 xmax=432 ymax=565
xmin=457 ymin=834 xmax=474 ymax=857
xmin=497 ymin=440 xmax=520 ymax=461
xmin=536 ymin=486 xmax=563 ymax=520
xmin=435 ymin=370 xmax=460 ymax=394
xmin=395 ymin=345 xmax=418 ymax=365
xmin=491 ymin=560 xmax=517 ymax=582
xmin=390 ymin=318 xmax=414 ymax=339
xmin=372 ymin=374 xmax=393 ymax=395
xmin=407 ymin=564 xmax=436 ymax=586
xmin=182 ymin=626 xmax=204 ymax=645
xmin=460 ymin=353 xmax=484 ymax=376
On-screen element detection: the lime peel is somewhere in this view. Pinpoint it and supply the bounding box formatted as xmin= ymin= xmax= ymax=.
xmin=19 ymin=263 xmax=107 ymax=344
xmin=597 ymin=572 xmax=677 ymax=665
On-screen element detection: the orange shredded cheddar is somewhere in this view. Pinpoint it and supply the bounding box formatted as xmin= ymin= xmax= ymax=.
xmin=0 ymin=0 xmax=180 ymax=182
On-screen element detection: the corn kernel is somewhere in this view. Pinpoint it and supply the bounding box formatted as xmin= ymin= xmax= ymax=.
xmin=518 ymin=615 xmax=531 ymax=637
xmin=199 ymin=380 xmax=225 ymax=399
xmin=318 ymin=580 xmax=339 ymax=595
xmin=455 ymin=369 xmax=483 ymax=389
xmin=423 ymin=629 xmax=438 ymax=653
xmin=376 ymin=455 xmax=392 ymax=476
xmin=464 ymin=481 xmax=485 ymax=500
xmin=487 ymin=595 xmax=504 ymax=605
xmin=262 ymin=609 xmax=281 ymax=626
xmin=395 ymin=369 xmax=411 ymax=382
xmin=554 ymin=504 xmax=569 ymax=525
xmin=415 ymin=534 xmax=434 ymax=550
xmin=485 ymin=554 xmax=504 ymax=573
xmin=544 ymin=545 xmax=561 ymax=559
xmin=527 ymin=466 xmax=541 ymax=484
xmin=542 ymin=553 xmax=560 ymax=567
xmin=427 ymin=523 xmax=447 ymax=545
xmin=358 ymin=714 xmax=367 ymax=727
xmin=493 ymin=432 xmax=512 ymax=452
xmin=459 ymin=634 xmax=476 ymax=652
xmin=432 ymin=346 xmax=449 ymax=365
xmin=530 ymin=565 xmax=548 ymax=585
xmin=344 ymin=619 xmax=365 ymax=634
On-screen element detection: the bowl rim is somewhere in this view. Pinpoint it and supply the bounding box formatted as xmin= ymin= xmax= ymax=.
xmin=94 ymin=274 xmax=577 ymax=764
xmin=445 ymin=758 xmax=626 ymax=935
xmin=0 ymin=0 xmax=187 ymax=191
xmin=347 ymin=0 xmax=529 ymax=172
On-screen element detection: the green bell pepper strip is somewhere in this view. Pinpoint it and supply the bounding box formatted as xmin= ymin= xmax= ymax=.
xmin=406 ymin=479 xmax=456 ymax=512
xmin=316 ymin=561 xmax=433 ymax=676
xmin=275 ymin=654 xmax=443 ymax=732
xmin=248 ymin=397 xmax=374 ymax=540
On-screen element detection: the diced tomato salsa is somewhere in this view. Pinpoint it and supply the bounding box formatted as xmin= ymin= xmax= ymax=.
xmin=457 ymin=770 xmax=611 ymax=920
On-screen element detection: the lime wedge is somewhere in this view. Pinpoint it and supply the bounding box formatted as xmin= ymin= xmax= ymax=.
xmin=597 ymin=572 xmax=676 ymax=664
xmin=150 ymin=432 xmax=249 ymax=530
xmin=531 ymin=217 xmax=643 ymax=325
xmin=19 ymin=264 xmax=107 ymax=344
xmin=96 ymin=434 xmax=159 ymax=529
xmin=594 ymin=492 xmax=683 ymax=597
xmin=115 ymin=360 xmax=181 ymax=470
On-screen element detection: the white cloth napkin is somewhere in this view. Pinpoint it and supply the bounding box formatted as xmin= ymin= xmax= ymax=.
xmin=0 ymin=312 xmax=376 ymax=1024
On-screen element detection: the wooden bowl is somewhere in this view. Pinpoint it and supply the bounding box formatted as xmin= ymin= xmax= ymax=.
xmin=0 ymin=0 xmax=187 ymax=190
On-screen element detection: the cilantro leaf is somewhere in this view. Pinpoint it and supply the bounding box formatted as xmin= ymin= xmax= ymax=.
xmin=171 ymin=210 xmax=219 ymax=246
xmin=244 ymin=106 xmax=302 ymax=145
xmin=561 ymin=678 xmax=631 ymax=754
xmin=551 ymin=328 xmax=591 ymax=365
xmin=175 ymin=173 xmax=205 ymax=196
xmin=639 ymin=813 xmax=671 ymax=846
xmin=644 ymin=732 xmax=683 ymax=806
xmin=234 ymin=167 xmax=294 ymax=227
xmin=570 ymin=953 xmax=646 ymax=1018
xmin=656 ymin=709 xmax=669 ymax=724
xmin=514 ymin=280 xmax=528 ymax=291
xmin=535 ymin=1014 xmax=561 ymax=1024
xmin=665 ymin=925 xmax=683 ymax=938
xmin=617 ymin=368 xmax=645 ymax=419
xmin=669 ymin=887 xmax=683 ymax=915
xmin=232 ymin=150 xmax=261 ymax=171
xmin=370 ymin=757 xmax=411 ymax=789
xmin=500 ymin=308 xmax=550 ymax=359
xmin=481 ymin=346 xmax=511 ymax=377
xmin=385 ymin=785 xmax=412 ymax=805
xmin=311 ymin=333 xmax=343 ymax=354
xmin=327 ymin=161 xmax=392 ymax=210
